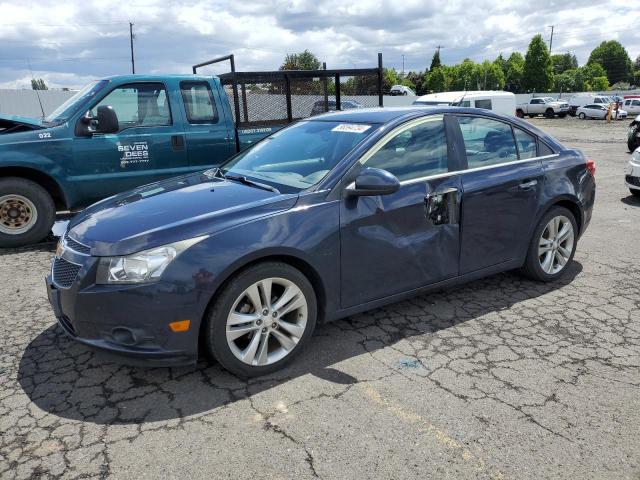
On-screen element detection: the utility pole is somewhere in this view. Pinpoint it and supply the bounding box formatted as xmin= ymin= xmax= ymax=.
xmin=401 ymin=54 xmax=405 ymax=77
xmin=129 ymin=22 xmax=135 ymax=74
xmin=548 ymin=25 xmax=554 ymax=55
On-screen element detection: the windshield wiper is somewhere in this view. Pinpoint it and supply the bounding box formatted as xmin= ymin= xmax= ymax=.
xmin=224 ymin=173 xmax=280 ymax=194
xmin=207 ymin=167 xmax=226 ymax=179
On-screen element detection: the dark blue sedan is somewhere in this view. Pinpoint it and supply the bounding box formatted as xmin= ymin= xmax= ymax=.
xmin=46 ymin=107 xmax=596 ymax=377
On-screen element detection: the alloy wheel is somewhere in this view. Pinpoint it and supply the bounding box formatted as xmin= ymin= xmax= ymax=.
xmin=226 ymin=277 xmax=308 ymax=366
xmin=0 ymin=194 xmax=38 ymax=235
xmin=538 ymin=215 xmax=574 ymax=275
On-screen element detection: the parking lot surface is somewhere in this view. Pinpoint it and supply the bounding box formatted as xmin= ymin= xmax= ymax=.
xmin=1 ymin=116 xmax=638 ymax=479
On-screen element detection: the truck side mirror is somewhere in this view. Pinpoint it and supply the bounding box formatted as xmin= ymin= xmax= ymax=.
xmin=95 ymin=105 xmax=119 ymax=134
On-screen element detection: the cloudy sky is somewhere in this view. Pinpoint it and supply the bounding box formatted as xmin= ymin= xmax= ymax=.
xmin=0 ymin=0 xmax=638 ymax=89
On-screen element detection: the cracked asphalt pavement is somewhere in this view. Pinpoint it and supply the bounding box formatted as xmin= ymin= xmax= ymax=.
xmin=1 ymin=117 xmax=639 ymax=479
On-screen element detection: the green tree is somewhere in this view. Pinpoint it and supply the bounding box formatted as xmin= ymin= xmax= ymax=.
xmin=551 ymin=53 xmax=578 ymax=74
xmin=590 ymin=76 xmax=609 ymax=91
xmin=587 ymin=40 xmax=633 ymax=84
xmin=450 ymin=58 xmax=475 ymax=90
xmin=473 ymin=60 xmax=505 ymax=90
xmin=406 ymin=71 xmax=425 ymax=94
xmin=553 ymin=71 xmax=576 ymax=93
xmin=280 ymin=49 xmax=321 ymax=70
xmin=505 ymin=52 xmax=525 ymax=93
xmin=429 ymin=49 xmax=441 ymax=71
xmin=635 ymin=55 xmax=640 ymax=71
xmin=493 ymin=54 xmax=508 ymax=77
xmin=522 ymin=34 xmax=554 ymax=92
xmin=424 ymin=66 xmax=447 ymax=93
xmin=31 ymin=78 xmax=48 ymax=90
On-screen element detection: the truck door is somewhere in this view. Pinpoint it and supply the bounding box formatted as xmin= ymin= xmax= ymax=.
xmin=179 ymin=80 xmax=234 ymax=168
xmin=71 ymin=81 xmax=188 ymax=206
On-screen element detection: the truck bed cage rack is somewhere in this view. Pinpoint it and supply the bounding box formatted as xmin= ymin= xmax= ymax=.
xmin=192 ymin=53 xmax=384 ymax=149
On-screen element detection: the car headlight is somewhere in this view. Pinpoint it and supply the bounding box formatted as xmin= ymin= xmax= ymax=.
xmin=96 ymin=236 xmax=206 ymax=284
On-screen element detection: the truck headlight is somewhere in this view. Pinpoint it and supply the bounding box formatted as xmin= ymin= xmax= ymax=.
xmin=96 ymin=236 xmax=206 ymax=284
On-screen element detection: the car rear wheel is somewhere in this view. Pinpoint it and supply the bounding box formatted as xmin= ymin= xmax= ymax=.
xmin=205 ymin=262 xmax=317 ymax=377
xmin=0 ymin=177 xmax=55 ymax=248
xmin=578 ymin=112 xmax=586 ymax=119
xmin=520 ymin=206 xmax=578 ymax=282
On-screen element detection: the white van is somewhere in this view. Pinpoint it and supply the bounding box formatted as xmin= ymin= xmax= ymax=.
xmin=412 ymin=91 xmax=516 ymax=116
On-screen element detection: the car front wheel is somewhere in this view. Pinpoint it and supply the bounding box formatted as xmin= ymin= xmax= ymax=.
xmin=578 ymin=112 xmax=586 ymax=119
xmin=205 ymin=262 xmax=317 ymax=377
xmin=520 ymin=206 xmax=578 ymax=282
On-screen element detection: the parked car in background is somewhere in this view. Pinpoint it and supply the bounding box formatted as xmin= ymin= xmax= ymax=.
xmin=413 ymin=91 xmax=516 ymax=116
xmin=568 ymin=94 xmax=613 ymax=116
xmin=628 ymin=115 xmax=640 ymax=152
xmin=622 ymin=97 xmax=640 ymax=115
xmin=625 ymin=145 xmax=640 ymax=197
xmin=389 ymin=85 xmax=415 ymax=96
xmin=577 ymin=104 xmax=627 ymax=120
xmin=47 ymin=106 xmax=595 ymax=377
xmin=310 ymin=99 xmax=363 ymax=116
xmin=516 ymin=97 xmax=570 ymax=118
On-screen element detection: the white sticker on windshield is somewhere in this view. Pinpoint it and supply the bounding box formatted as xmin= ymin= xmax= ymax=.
xmin=331 ymin=124 xmax=371 ymax=133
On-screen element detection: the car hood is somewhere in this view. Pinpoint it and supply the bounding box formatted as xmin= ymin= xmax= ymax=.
xmin=0 ymin=113 xmax=44 ymax=132
xmin=67 ymin=173 xmax=298 ymax=256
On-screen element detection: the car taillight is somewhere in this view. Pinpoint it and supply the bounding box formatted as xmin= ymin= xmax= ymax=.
xmin=586 ymin=159 xmax=596 ymax=177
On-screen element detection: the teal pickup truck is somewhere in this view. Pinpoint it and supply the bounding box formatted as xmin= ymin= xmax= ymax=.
xmin=0 ymin=54 xmax=383 ymax=247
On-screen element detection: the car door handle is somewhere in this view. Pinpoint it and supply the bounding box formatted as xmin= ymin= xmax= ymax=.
xmin=518 ymin=179 xmax=538 ymax=190
xmin=171 ymin=135 xmax=185 ymax=151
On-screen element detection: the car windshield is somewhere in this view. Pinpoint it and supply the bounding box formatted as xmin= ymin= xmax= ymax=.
xmin=44 ymin=80 xmax=108 ymax=124
xmin=219 ymin=120 xmax=376 ymax=193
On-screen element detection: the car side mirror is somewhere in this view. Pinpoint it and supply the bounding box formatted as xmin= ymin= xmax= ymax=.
xmin=345 ymin=167 xmax=400 ymax=197
xmin=75 ymin=105 xmax=119 ymax=136
xmin=95 ymin=105 xmax=119 ymax=134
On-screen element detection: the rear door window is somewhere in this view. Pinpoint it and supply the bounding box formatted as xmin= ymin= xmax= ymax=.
xmin=457 ymin=116 xmax=518 ymax=168
xmin=180 ymin=81 xmax=218 ymax=123
xmin=513 ymin=128 xmax=537 ymax=159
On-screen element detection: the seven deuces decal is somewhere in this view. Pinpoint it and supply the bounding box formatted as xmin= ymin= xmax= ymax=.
xmin=118 ymin=141 xmax=150 ymax=168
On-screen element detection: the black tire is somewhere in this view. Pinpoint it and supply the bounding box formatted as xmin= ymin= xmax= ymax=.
xmin=558 ymin=113 xmax=567 ymax=118
xmin=630 ymin=189 xmax=640 ymax=198
xmin=629 ymin=127 xmax=640 ymax=152
xmin=578 ymin=112 xmax=586 ymax=119
xmin=519 ymin=206 xmax=578 ymax=282
xmin=545 ymin=108 xmax=555 ymax=118
xmin=0 ymin=177 xmax=55 ymax=248
xmin=516 ymin=109 xmax=525 ymax=118
xmin=204 ymin=261 xmax=317 ymax=378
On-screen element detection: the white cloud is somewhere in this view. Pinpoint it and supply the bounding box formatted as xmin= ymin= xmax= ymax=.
xmin=0 ymin=0 xmax=637 ymax=89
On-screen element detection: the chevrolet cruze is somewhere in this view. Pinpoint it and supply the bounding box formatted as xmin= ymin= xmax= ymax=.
xmin=46 ymin=107 xmax=596 ymax=377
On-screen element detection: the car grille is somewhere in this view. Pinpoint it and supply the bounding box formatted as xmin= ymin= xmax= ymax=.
xmin=626 ymin=175 xmax=640 ymax=187
xmin=64 ymin=234 xmax=91 ymax=254
xmin=52 ymin=257 xmax=82 ymax=288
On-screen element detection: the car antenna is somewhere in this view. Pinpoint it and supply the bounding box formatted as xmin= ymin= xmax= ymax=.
xmin=27 ymin=59 xmax=46 ymax=120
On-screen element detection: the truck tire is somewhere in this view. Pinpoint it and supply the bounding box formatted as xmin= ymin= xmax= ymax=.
xmin=516 ymin=109 xmax=524 ymax=118
xmin=545 ymin=108 xmax=555 ymax=118
xmin=0 ymin=177 xmax=55 ymax=248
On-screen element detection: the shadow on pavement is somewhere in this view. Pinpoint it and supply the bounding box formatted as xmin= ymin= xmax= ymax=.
xmin=18 ymin=262 xmax=582 ymax=425
xmin=621 ymin=193 xmax=640 ymax=206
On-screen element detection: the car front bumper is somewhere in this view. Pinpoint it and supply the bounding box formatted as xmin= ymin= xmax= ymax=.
xmin=625 ymin=154 xmax=640 ymax=191
xmin=45 ymin=270 xmax=202 ymax=367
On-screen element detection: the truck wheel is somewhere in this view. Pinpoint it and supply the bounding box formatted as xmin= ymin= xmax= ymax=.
xmin=516 ymin=109 xmax=524 ymax=118
xmin=545 ymin=108 xmax=555 ymax=118
xmin=0 ymin=177 xmax=55 ymax=248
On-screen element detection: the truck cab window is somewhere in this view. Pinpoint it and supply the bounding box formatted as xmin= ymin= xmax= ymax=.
xmin=180 ymin=82 xmax=218 ymax=123
xmin=93 ymin=83 xmax=171 ymax=129
xmin=474 ymin=99 xmax=492 ymax=110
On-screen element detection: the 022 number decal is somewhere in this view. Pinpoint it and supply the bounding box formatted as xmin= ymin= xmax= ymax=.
xmin=38 ymin=132 xmax=51 ymax=139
